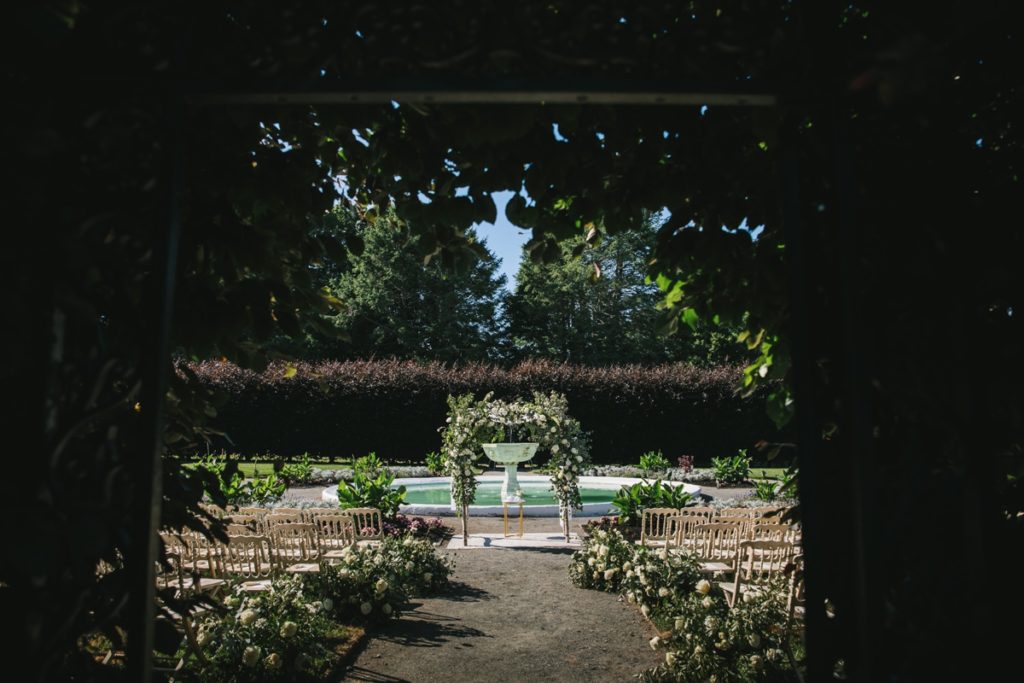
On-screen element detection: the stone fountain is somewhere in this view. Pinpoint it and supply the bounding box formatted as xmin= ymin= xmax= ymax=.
xmin=481 ymin=442 xmax=538 ymax=501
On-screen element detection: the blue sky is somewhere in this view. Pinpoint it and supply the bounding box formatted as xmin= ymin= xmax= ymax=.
xmin=471 ymin=190 xmax=529 ymax=292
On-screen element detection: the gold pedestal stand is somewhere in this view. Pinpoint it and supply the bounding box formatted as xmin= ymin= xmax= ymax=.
xmin=503 ymin=500 xmax=524 ymax=538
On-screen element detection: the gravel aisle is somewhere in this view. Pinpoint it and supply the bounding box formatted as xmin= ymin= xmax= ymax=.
xmin=338 ymin=545 xmax=660 ymax=683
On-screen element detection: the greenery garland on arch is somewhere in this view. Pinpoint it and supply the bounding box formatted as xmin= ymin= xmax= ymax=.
xmin=439 ymin=391 xmax=591 ymax=542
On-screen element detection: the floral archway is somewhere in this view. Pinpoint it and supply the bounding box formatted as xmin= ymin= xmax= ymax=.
xmin=439 ymin=391 xmax=591 ymax=543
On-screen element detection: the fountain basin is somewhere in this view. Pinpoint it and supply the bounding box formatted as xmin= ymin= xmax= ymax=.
xmin=481 ymin=442 xmax=539 ymax=464
xmin=321 ymin=474 xmax=702 ymax=517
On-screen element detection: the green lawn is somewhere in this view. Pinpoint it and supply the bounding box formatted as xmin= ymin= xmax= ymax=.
xmin=748 ymin=467 xmax=788 ymax=480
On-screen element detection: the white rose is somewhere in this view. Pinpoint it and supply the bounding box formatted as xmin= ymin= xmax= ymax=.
xmin=587 ymin=557 xmax=596 ymax=567
xmin=701 ymin=596 xmax=713 ymax=609
xmin=658 ymin=587 xmax=670 ymax=597
xmin=666 ymin=651 xmax=677 ymax=667
xmin=626 ymin=570 xmax=634 ymax=579
xmin=748 ymin=633 xmax=761 ymax=648
xmin=279 ymin=621 xmax=298 ymax=638
xmin=265 ymin=652 xmax=282 ymax=669
xmin=641 ymin=605 xmax=651 ymax=618
xmin=423 ymin=572 xmax=433 ymax=583
xmin=627 ymin=593 xmax=636 ymax=604
xmin=382 ymin=603 xmax=393 ymax=616
xmin=649 ymin=636 xmax=661 ymax=650
xmin=695 ymin=579 xmax=712 ymax=595
xmin=604 ymin=568 xmax=617 ymax=580
xmin=224 ymin=596 xmax=241 ymax=608
xmin=743 ymin=591 xmax=755 ymax=603
xmin=242 ymin=645 xmax=260 ymax=667
xmin=674 ymin=617 xmax=685 ymax=631
xmin=551 ymin=445 xmax=560 ymax=453
xmin=622 ymin=561 xmax=632 ymax=571
xmin=750 ymin=654 xmax=764 ymax=671
xmin=197 ymin=630 xmax=213 ymax=648
xmin=238 ymin=609 xmax=257 ymax=626
xmin=659 ymin=547 xmax=668 ymax=560
xmin=360 ymin=602 xmax=373 ymax=615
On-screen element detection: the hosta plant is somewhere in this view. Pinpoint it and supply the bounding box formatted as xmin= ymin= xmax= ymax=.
xmin=711 ymin=449 xmax=752 ymax=487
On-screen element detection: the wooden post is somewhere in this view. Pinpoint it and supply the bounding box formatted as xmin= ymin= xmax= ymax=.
xmin=462 ymin=501 xmax=468 ymax=546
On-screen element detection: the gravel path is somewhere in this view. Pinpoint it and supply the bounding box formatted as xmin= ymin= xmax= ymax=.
xmin=337 ymin=541 xmax=661 ymax=682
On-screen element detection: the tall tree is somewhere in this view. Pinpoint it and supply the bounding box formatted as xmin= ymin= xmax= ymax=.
xmin=505 ymin=217 xmax=744 ymax=365
xmin=319 ymin=206 xmax=507 ymax=362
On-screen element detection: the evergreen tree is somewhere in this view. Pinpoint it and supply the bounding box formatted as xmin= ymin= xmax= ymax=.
xmin=317 ymin=205 xmax=507 ymax=362
xmin=504 ymin=216 xmax=743 ymax=365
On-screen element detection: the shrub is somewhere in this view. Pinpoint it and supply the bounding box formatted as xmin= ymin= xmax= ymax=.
xmin=336 ymin=453 xmax=407 ymax=519
xmin=183 ymin=575 xmax=341 ymax=681
xmin=618 ymin=545 xmax=702 ymax=624
xmin=280 ymin=454 xmax=315 ymax=486
xmin=381 ymin=514 xmax=449 ymax=542
xmin=313 ymin=537 xmax=452 ymax=622
xmin=639 ymin=450 xmax=671 ymax=475
xmin=641 ymin=580 xmax=805 ymax=682
xmin=189 ymin=454 xmax=286 ymax=506
xmin=712 ymin=449 xmax=752 ymax=487
xmin=424 ymin=450 xmax=445 ymax=475
xmin=568 ymin=527 xmax=638 ymax=592
xmin=185 ymin=359 xmax=781 ymax=465
xmin=611 ymin=481 xmax=694 ymax=526
xmin=754 ymin=477 xmax=779 ymax=502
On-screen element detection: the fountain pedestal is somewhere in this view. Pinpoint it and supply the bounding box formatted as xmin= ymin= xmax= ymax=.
xmin=481 ymin=443 xmax=539 ymax=502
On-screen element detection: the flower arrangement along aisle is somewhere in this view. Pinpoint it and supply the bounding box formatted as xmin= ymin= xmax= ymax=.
xmin=439 ymin=391 xmax=591 ymax=543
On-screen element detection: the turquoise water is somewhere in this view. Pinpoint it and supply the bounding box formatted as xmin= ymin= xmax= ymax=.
xmin=400 ymin=482 xmax=616 ymax=506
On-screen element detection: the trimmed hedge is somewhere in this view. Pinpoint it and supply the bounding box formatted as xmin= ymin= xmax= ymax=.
xmin=187 ymin=359 xmax=781 ymax=465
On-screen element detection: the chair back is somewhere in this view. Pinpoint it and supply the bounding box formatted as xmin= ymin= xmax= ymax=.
xmin=316 ymin=514 xmax=356 ymax=550
xmin=748 ymin=523 xmax=799 ymax=543
xmin=666 ymin=516 xmax=707 ymax=550
xmin=342 ymin=507 xmax=384 ymax=542
xmin=640 ymin=508 xmax=677 ymax=545
xmin=264 ymin=512 xmax=305 ymax=529
xmin=215 ymin=535 xmax=276 ymax=578
xmin=676 ymin=506 xmax=715 ymax=521
xmin=268 ymin=522 xmax=319 ymax=562
xmin=734 ymin=539 xmax=797 ymax=584
xmin=691 ymin=522 xmax=746 ymax=562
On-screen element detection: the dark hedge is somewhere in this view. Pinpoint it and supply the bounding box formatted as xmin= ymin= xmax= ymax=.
xmin=186 ymin=359 xmax=781 ymax=465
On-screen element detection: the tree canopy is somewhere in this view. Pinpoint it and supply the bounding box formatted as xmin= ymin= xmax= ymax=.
xmin=6 ymin=2 xmax=1023 ymax=680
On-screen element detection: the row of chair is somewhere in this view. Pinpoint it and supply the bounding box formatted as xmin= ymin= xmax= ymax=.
xmin=159 ymin=507 xmax=386 ymax=594
xmin=637 ymin=506 xmax=803 ymax=614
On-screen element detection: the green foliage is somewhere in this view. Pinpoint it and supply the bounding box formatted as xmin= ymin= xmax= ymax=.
xmin=712 ymin=449 xmax=752 ymax=487
xmin=754 ymin=477 xmax=780 ymax=502
xmin=639 ymin=450 xmax=671 ymax=475
xmin=424 ymin=451 xmax=445 ymax=476
xmin=182 ymin=575 xmax=341 ymax=681
xmin=568 ymin=527 xmax=637 ymax=592
xmin=611 ymin=481 xmax=694 ymax=526
xmin=313 ymin=537 xmax=453 ymax=623
xmin=189 ymin=454 xmax=286 ymax=506
xmin=505 ymin=221 xmax=747 ymax=366
xmin=280 ymin=454 xmax=315 ymax=486
xmin=312 ymin=205 xmax=507 ymax=362
xmin=336 ymin=454 xmax=407 ymax=519
xmin=641 ymin=581 xmax=805 ymax=682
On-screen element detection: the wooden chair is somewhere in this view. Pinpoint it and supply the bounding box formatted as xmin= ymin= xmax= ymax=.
xmin=665 ymin=516 xmax=708 ymax=552
xmin=341 ymin=508 xmax=384 ymax=546
xmin=213 ymin=535 xmax=277 ymax=591
xmin=715 ymin=516 xmax=754 ymax=539
xmin=690 ymin=522 xmax=746 ymax=573
xmin=224 ymin=514 xmax=263 ymax=533
xmin=676 ymin=506 xmax=715 ymax=521
xmin=267 ymin=523 xmax=319 ymax=573
xmin=316 ymin=514 xmax=357 ymax=560
xmin=720 ymin=539 xmax=798 ymax=607
xmin=640 ymin=508 xmax=678 ymax=546
xmin=235 ymin=506 xmax=270 ymax=517
xmin=263 ymin=512 xmax=305 ymax=531
xmin=749 ymin=523 xmax=800 ymax=544
xmin=157 ymin=533 xmax=225 ymax=596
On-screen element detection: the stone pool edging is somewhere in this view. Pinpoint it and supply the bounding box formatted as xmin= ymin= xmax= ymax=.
xmin=321 ymin=474 xmax=701 ymax=517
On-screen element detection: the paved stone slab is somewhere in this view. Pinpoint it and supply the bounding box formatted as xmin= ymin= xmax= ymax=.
xmin=446 ymin=533 xmax=582 ymax=549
